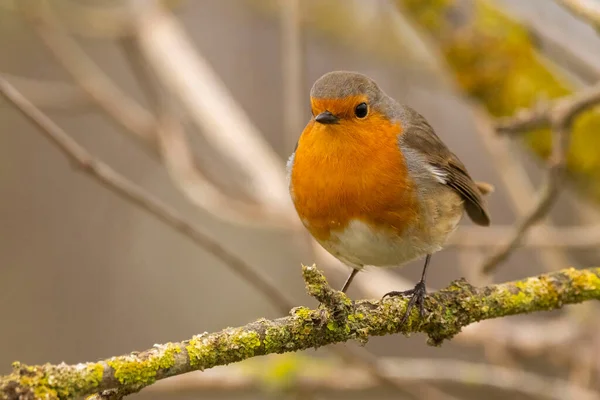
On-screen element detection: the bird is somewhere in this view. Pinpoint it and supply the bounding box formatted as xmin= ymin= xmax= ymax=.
xmin=287 ymin=71 xmax=492 ymax=323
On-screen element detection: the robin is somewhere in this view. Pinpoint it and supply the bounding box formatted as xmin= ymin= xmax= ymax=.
xmin=287 ymin=71 xmax=491 ymax=323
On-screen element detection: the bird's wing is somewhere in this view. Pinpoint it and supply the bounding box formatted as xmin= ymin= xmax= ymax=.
xmin=397 ymin=106 xmax=490 ymax=226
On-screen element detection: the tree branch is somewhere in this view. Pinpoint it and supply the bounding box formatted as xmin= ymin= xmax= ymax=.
xmin=495 ymin=80 xmax=600 ymax=135
xmin=0 ymin=74 xmax=91 ymax=112
xmin=2 ymin=265 xmax=600 ymax=400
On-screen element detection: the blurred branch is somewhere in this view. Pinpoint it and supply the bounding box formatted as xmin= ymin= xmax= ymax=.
xmin=3 ymin=264 xmax=600 ymax=400
xmin=0 ymin=74 xmax=294 ymax=314
xmin=119 ymin=37 xmax=290 ymax=228
xmin=495 ymin=80 xmax=600 ymax=134
xmin=147 ymin=356 xmax=599 ymax=400
xmin=0 ymin=0 xmax=182 ymax=37
xmin=460 ymin=314 xmax=583 ymax=355
xmin=17 ymin=0 xmax=297 ymax=229
xmin=125 ymin=0 xmax=294 ymax=214
xmin=329 ymin=348 xmax=460 ymax=400
xmin=19 ymin=0 xmax=155 ymax=140
xmin=481 ymin=82 xmax=600 ymax=274
xmin=0 ymin=74 xmax=91 ymax=112
xmin=557 ymin=0 xmax=600 ymax=29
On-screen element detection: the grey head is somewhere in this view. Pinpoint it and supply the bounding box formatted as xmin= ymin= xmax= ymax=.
xmin=310 ymin=71 xmax=385 ymax=100
xmin=309 ymin=71 xmax=398 ymax=123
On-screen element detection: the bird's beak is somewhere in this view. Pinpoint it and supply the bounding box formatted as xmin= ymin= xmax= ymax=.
xmin=315 ymin=111 xmax=339 ymax=125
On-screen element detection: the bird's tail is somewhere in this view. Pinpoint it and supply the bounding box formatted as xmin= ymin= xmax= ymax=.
xmin=475 ymin=181 xmax=495 ymax=196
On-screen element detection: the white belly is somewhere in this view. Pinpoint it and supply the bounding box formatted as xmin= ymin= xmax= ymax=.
xmin=320 ymin=213 xmax=462 ymax=269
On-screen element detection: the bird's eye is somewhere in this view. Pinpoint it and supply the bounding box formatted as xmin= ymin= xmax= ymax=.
xmin=354 ymin=102 xmax=368 ymax=118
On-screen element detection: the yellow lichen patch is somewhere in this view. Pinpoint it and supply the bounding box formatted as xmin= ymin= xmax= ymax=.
xmin=106 ymin=343 xmax=180 ymax=387
xmin=4 ymin=361 xmax=105 ymax=400
xmin=186 ymin=329 xmax=262 ymax=370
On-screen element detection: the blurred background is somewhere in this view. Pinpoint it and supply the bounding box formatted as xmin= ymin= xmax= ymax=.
xmin=2 ymin=0 xmax=600 ymax=399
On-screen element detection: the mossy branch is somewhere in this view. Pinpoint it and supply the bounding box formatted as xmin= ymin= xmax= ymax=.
xmin=3 ymin=265 xmax=600 ymax=400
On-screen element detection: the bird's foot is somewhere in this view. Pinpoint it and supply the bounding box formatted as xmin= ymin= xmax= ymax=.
xmin=382 ymin=280 xmax=427 ymax=325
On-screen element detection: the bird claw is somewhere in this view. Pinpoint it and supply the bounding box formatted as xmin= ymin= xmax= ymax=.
xmin=382 ymin=280 xmax=427 ymax=325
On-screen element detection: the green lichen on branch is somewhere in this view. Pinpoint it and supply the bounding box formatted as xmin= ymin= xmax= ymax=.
xmin=396 ymin=0 xmax=600 ymax=204
xmin=106 ymin=342 xmax=182 ymax=389
xmin=3 ymin=265 xmax=600 ymax=400
xmin=2 ymin=361 xmax=104 ymax=400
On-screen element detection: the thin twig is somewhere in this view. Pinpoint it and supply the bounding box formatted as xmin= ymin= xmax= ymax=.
xmin=472 ymin=109 xmax=572 ymax=277
xmin=18 ymin=0 xmax=155 ymax=141
xmin=495 ymin=80 xmax=600 ymax=135
xmin=479 ymin=140 xmax=567 ymax=274
xmin=0 ymin=74 xmax=91 ymax=112
xmin=0 ymin=75 xmax=294 ymax=314
xmin=3 ymin=264 xmax=600 ymax=399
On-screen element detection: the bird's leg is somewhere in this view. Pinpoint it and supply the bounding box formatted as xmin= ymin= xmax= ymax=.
xmin=321 ymin=267 xmax=360 ymax=320
xmin=316 ymin=267 xmax=360 ymax=325
xmin=382 ymin=254 xmax=431 ymax=325
xmin=341 ymin=268 xmax=359 ymax=293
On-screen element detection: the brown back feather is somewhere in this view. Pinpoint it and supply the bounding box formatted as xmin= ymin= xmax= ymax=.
xmin=396 ymin=106 xmax=491 ymax=226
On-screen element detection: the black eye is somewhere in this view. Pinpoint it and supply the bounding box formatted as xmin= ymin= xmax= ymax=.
xmin=355 ymin=102 xmax=368 ymax=118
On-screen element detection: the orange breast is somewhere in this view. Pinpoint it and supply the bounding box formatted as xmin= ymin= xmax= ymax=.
xmin=290 ymin=111 xmax=419 ymax=242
